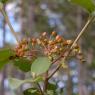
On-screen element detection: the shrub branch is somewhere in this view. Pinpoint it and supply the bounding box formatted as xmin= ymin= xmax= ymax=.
xmin=48 ymin=15 xmax=95 ymax=79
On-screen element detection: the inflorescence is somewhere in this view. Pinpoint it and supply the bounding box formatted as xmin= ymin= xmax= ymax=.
xmin=14 ymin=31 xmax=85 ymax=63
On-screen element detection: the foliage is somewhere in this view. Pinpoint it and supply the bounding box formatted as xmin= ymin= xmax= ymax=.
xmin=0 ymin=48 xmax=14 ymax=69
xmin=69 ymin=0 xmax=95 ymax=13
xmin=13 ymin=58 xmax=33 ymax=72
xmin=0 ymin=0 xmax=8 ymax=4
xmin=0 ymin=0 xmax=95 ymax=95
xmin=23 ymin=88 xmax=41 ymax=95
xmin=8 ymin=76 xmax=43 ymax=90
xmin=31 ymin=57 xmax=51 ymax=75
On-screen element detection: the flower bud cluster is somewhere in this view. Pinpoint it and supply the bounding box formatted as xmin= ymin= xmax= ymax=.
xmin=14 ymin=31 xmax=84 ymax=62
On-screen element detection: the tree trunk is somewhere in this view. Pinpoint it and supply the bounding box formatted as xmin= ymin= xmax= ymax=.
xmin=20 ymin=0 xmax=35 ymax=38
xmin=76 ymin=8 xmax=89 ymax=95
xmin=66 ymin=68 xmax=73 ymax=95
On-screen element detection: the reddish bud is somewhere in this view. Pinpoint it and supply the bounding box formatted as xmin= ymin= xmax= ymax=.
xmin=55 ymin=35 xmax=62 ymax=42
xmin=42 ymin=32 xmax=47 ymax=36
xmin=51 ymin=31 xmax=57 ymax=36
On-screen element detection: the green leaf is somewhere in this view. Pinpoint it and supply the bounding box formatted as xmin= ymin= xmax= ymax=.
xmin=46 ymin=83 xmax=57 ymax=95
xmin=0 ymin=48 xmax=14 ymax=59
xmin=8 ymin=78 xmax=25 ymax=90
xmin=31 ymin=57 xmax=51 ymax=75
xmin=69 ymin=0 xmax=95 ymax=13
xmin=23 ymin=88 xmax=41 ymax=95
xmin=0 ymin=48 xmax=14 ymax=69
xmin=47 ymin=90 xmax=55 ymax=95
xmin=8 ymin=77 xmax=43 ymax=90
xmin=0 ymin=0 xmax=8 ymax=4
xmin=13 ymin=58 xmax=33 ymax=72
xmin=47 ymin=83 xmax=57 ymax=91
xmin=33 ymin=76 xmax=43 ymax=82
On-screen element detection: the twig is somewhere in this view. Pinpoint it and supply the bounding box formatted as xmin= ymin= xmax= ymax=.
xmin=70 ymin=16 xmax=95 ymax=50
xmin=37 ymin=83 xmax=44 ymax=95
xmin=44 ymin=71 xmax=48 ymax=92
xmin=0 ymin=4 xmax=19 ymax=43
xmin=48 ymin=15 xmax=95 ymax=79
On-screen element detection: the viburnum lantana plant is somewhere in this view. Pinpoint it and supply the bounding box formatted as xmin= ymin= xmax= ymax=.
xmin=0 ymin=0 xmax=95 ymax=95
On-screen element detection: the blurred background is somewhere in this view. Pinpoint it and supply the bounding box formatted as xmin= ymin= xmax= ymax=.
xmin=0 ymin=0 xmax=95 ymax=95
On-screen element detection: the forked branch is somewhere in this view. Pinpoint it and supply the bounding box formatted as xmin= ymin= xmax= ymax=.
xmin=48 ymin=15 xmax=95 ymax=79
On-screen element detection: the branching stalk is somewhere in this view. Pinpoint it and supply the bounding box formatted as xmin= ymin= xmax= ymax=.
xmin=48 ymin=15 xmax=95 ymax=79
xmin=0 ymin=4 xmax=19 ymax=43
xmin=70 ymin=16 xmax=95 ymax=50
xmin=44 ymin=71 xmax=48 ymax=93
xmin=37 ymin=83 xmax=44 ymax=95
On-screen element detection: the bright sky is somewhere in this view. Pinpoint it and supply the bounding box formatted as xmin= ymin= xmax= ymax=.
xmin=0 ymin=2 xmax=20 ymax=47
